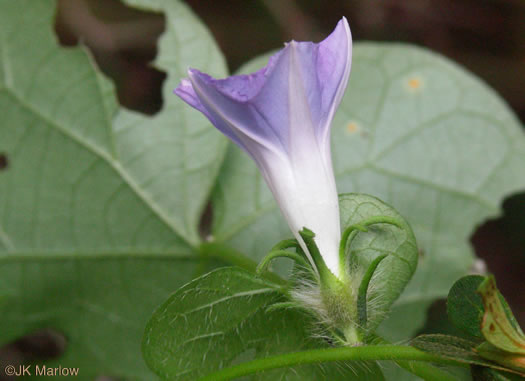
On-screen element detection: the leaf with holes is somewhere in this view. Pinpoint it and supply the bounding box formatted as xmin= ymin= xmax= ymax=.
xmin=143 ymin=267 xmax=385 ymax=381
xmin=211 ymin=44 xmax=525 ymax=342
xmin=0 ymin=0 xmax=227 ymax=379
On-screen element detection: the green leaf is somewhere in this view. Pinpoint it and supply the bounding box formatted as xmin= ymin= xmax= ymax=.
xmin=338 ymin=193 xmax=418 ymax=334
xmin=143 ymin=267 xmax=384 ymax=381
xmin=477 ymin=276 xmax=525 ymax=355
xmin=211 ymin=44 xmax=525 ymax=340
xmin=447 ymin=275 xmax=486 ymax=338
xmin=0 ymin=0 xmax=227 ymax=253
xmin=0 ymin=257 xmax=204 ymax=380
xmin=116 ymin=0 xmax=229 ymax=246
xmin=446 ymin=276 xmax=525 ymax=373
xmin=411 ymin=334 xmax=525 ymax=377
xmin=0 ymin=0 xmax=227 ymax=379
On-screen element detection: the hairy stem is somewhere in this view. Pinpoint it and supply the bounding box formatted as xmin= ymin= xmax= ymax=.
xmin=198 ymin=345 xmax=464 ymax=381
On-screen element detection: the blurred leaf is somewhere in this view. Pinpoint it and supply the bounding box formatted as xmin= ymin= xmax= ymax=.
xmin=379 ymin=360 xmax=471 ymax=381
xmin=471 ymin=366 xmax=525 ymax=381
xmin=339 ymin=193 xmax=418 ymax=334
xmin=477 ymin=342 xmax=525 ymax=373
xmin=143 ymin=267 xmax=384 ymax=381
xmin=212 ymin=44 xmax=525 ymax=341
xmin=447 ymin=275 xmax=486 ymax=338
xmin=0 ymin=0 xmax=227 ymax=379
xmin=378 ymin=362 xmax=421 ymax=381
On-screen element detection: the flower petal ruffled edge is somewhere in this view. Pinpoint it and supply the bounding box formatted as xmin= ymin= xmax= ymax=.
xmin=316 ymin=17 xmax=352 ymax=147
xmin=173 ymin=17 xmax=352 ymax=161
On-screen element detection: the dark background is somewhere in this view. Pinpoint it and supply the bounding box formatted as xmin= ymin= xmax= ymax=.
xmin=2 ymin=0 xmax=524 ymax=378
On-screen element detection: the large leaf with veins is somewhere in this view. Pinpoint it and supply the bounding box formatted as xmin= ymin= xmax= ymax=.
xmin=0 ymin=0 xmax=227 ymax=379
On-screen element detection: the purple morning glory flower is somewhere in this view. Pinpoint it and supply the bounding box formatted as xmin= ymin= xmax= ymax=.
xmin=175 ymin=18 xmax=352 ymax=278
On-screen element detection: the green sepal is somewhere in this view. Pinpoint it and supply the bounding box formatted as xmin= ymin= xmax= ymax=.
xmin=357 ymin=254 xmax=388 ymax=331
xmin=299 ymin=227 xmax=340 ymax=290
xmin=256 ymin=250 xmax=310 ymax=276
xmin=270 ymin=238 xmax=301 ymax=251
xmin=256 ymin=237 xmax=316 ymax=279
xmin=339 ymin=216 xmax=404 ymax=277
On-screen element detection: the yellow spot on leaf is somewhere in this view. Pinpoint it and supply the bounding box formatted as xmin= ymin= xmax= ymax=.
xmin=408 ymin=77 xmax=421 ymax=89
xmin=346 ymin=122 xmax=359 ymax=133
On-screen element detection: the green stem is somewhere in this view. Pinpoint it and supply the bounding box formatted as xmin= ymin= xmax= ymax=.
xmin=198 ymin=345 xmax=464 ymax=381
xmin=198 ymin=242 xmax=286 ymax=286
